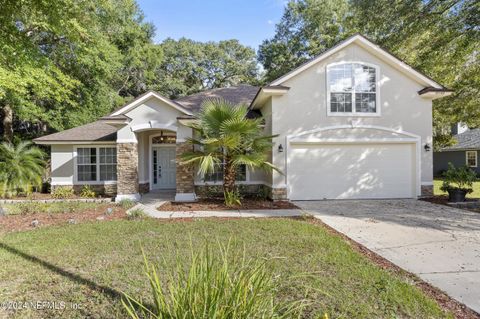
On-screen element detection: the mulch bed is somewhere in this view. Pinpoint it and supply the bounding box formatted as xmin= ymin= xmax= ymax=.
xmin=0 ymin=204 xmax=126 ymax=233
xmin=157 ymin=198 xmax=299 ymax=211
xmin=303 ymin=217 xmax=480 ymax=319
xmin=421 ymin=196 xmax=480 ymax=213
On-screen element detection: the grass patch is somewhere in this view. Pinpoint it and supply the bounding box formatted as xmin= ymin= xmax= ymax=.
xmin=434 ymin=178 xmax=480 ymax=198
xmin=3 ymin=201 xmax=103 ymax=215
xmin=0 ymin=219 xmax=451 ymax=318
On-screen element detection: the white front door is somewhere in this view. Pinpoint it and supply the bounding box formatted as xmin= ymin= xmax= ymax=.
xmin=152 ymin=146 xmax=176 ymax=189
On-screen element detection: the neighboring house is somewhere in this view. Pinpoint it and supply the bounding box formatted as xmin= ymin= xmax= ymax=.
xmin=34 ymin=34 xmax=452 ymax=202
xmin=434 ymin=124 xmax=480 ymax=176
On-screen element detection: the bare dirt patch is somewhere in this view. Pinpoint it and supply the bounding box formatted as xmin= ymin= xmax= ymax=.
xmin=157 ymin=198 xmax=299 ymax=211
xmin=0 ymin=204 xmax=126 ymax=233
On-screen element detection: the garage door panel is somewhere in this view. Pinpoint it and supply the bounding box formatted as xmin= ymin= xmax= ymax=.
xmin=288 ymin=143 xmax=415 ymax=200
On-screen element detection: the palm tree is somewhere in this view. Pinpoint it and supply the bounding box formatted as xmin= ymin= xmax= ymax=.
xmin=0 ymin=141 xmax=45 ymax=197
xmin=181 ymin=98 xmax=279 ymax=206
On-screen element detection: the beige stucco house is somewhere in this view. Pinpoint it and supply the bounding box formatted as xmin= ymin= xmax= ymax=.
xmin=34 ymin=34 xmax=452 ymax=202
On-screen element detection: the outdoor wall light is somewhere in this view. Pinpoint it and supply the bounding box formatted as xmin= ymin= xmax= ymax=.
xmin=424 ymin=143 xmax=431 ymax=152
xmin=278 ymin=144 xmax=284 ymax=153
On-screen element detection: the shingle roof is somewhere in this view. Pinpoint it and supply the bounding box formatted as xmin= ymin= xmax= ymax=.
xmin=33 ymin=85 xmax=261 ymax=143
xmin=441 ymin=129 xmax=480 ymax=151
xmin=175 ymin=85 xmax=259 ymax=113
xmin=33 ymin=121 xmax=117 ymax=143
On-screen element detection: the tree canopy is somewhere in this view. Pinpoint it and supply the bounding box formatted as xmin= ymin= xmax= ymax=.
xmin=1 ymin=0 xmax=478 ymax=148
xmin=152 ymin=38 xmax=259 ymax=99
xmin=0 ymin=0 xmax=162 ymax=141
xmin=259 ymin=0 xmax=479 ymax=147
xmin=0 ymin=1 xmax=259 ymax=142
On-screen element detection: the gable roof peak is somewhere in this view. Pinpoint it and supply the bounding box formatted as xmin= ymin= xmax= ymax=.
xmin=110 ymin=90 xmax=192 ymax=117
xmin=269 ymin=33 xmax=446 ymax=90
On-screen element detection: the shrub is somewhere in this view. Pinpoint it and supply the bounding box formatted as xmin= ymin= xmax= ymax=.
xmin=440 ymin=162 xmax=477 ymax=193
xmin=118 ymin=199 xmax=136 ymax=210
xmin=0 ymin=141 xmax=45 ymax=198
xmin=122 ymin=243 xmax=303 ymax=319
xmin=126 ymin=208 xmax=147 ymax=220
xmin=51 ymin=187 xmax=75 ymax=199
xmin=80 ymin=185 xmax=96 ymax=198
xmin=224 ymin=189 xmax=241 ymax=207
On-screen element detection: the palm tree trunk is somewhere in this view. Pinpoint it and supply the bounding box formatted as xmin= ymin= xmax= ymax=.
xmin=2 ymin=104 xmax=13 ymax=143
xmin=223 ymin=155 xmax=236 ymax=194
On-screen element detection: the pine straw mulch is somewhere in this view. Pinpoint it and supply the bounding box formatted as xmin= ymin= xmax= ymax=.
xmin=0 ymin=204 xmax=127 ymax=234
xmin=157 ymin=198 xmax=299 ymax=211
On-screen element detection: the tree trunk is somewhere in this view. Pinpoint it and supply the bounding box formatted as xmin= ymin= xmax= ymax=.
xmin=223 ymin=156 xmax=236 ymax=194
xmin=2 ymin=104 xmax=13 ymax=143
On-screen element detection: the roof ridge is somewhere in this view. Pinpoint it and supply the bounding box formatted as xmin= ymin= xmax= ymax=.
xmin=174 ymin=84 xmax=258 ymax=101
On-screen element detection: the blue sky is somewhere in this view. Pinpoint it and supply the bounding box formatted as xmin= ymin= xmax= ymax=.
xmin=136 ymin=0 xmax=286 ymax=50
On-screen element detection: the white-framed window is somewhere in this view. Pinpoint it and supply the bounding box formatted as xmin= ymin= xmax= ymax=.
xmin=327 ymin=62 xmax=379 ymax=116
xmin=203 ymin=164 xmax=247 ymax=182
xmin=466 ymin=151 xmax=477 ymax=167
xmin=76 ymin=146 xmax=117 ymax=182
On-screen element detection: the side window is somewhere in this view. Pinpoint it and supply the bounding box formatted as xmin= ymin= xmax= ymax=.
xmin=466 ymin=151 xmax=477 ymax=167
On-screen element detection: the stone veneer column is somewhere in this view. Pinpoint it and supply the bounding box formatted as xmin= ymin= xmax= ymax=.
xmin=175 ymin=142 xmax=196 ymax=202
xmin=420 ymin=185 xmax=434 ymax=197
xmin=270 ymin=187 xmax=287 ymax=201
xmin=115 ymin=143 xmax=140 ymax=201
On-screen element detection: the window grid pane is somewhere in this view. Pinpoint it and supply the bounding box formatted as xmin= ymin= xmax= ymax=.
xmin=331 ymin=93 xmax=352 ymax=113
xmin=355 ymin=93 xmax=376 ymax=113
xmin=77 ymin=148 xmax=97 ymax=181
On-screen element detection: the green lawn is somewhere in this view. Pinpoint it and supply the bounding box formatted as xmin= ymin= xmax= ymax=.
xmin=0 ymin=219 xmax=451 ymax=318
xmin=434 ymin=178 xmax=480 ymax=198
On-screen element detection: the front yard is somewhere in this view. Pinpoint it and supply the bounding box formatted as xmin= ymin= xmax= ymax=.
xmin=0 ymin=217 xmax=452 ymax=318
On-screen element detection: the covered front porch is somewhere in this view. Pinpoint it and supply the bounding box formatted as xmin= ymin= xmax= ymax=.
xmin=114 ymin=119 xmax=196 ymax=203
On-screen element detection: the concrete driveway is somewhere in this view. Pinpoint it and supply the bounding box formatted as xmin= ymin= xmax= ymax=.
xmin=295 ymin=199 xmax=480 ymax=313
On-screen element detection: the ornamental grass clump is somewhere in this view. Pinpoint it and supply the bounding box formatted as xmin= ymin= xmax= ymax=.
xmin=122 ymin=243 xmax=303 ymax=319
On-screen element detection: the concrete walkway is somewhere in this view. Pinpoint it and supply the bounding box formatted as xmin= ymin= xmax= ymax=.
xmin=294 ymin=199 xmax=480 ymax=314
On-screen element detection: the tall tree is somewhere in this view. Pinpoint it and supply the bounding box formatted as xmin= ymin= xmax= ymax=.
xmin=153 ymin=38 xmax=259 ymax=99
xmin=0 ymin=0 xmax=161 ymax=141
xmin=258 ymin=0 xmax=479 ymax=148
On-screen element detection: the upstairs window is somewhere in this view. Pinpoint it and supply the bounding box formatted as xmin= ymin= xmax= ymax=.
xmin=327 ymin=63 xmax=378 ymax=115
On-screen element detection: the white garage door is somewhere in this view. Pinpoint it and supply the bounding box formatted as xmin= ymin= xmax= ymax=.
xmin=288 ymin=143 xmax=416 ymax=200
